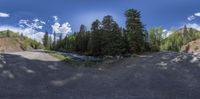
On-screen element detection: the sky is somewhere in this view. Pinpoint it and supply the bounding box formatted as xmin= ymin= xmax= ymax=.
xmin=0 ymin=0 xmax=200 ymax=41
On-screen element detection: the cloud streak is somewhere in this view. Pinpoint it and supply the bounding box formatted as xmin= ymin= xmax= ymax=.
xmin=187 ymin=15 xmax=195 ymax=21
xmin=194 ymin=12 xmax=200 ymax=17
xmin=0 ymin=12 xmax=10 ymax=17
xmin=188 ymin=12 xmax=200 ymax=21
xmin=19 ymin=19 xmax=46 ymax=30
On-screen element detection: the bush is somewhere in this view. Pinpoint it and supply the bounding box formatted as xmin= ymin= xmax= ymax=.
xmin=20 ymin=42 xmax=28 ymax=51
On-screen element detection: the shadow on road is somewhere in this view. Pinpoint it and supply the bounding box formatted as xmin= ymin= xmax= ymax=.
xmin=0 ymin=52 xmax=200 ymax=99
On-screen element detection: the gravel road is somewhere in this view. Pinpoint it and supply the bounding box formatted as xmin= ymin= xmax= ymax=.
xmin=0 ymin=51 xmax=200 ymax=99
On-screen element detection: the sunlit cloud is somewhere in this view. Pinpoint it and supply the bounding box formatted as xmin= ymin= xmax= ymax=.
xmin=194 ymin=12 xmax=200 ymax=17
xmin=0 ymin=12 xmax=10 ymax=18
xmin=51 ymin=16 xmax=72 ymax=36
xmin=187 ymin=15 xmax=195 ymax=21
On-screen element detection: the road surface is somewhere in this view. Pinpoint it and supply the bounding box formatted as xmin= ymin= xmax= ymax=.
xmin=0 ymin=51 xmax=200 ymax=99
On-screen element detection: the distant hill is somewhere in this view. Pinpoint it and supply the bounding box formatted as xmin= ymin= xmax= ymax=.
xmin=0 ymin=30 xmax=43 ymax=52
xmin=176 ymin=27 xmax=200 ymax=34
xmin=161 ymin=27 xmax=200 ymax=52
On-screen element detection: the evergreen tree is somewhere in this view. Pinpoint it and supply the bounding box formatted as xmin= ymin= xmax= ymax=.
xmin=110 ymin=22 xmax=123 ymax=55
xmin=53 ymin=32 xmax=56 ymax=49
xmin=125 ymin=9 xmax=145 ymax=53
xmin=6 ymin=30 xmax=10 ymax=37
xmin=183 ymin=25 xmax=189 ymax=44
xmin=49 ymin=35 xmax=52 ymax=49
xmin=102 ymin=15 xmax=122 ymax=55
xmin=88 ymin=19 xmax=102 ymax=56
xmin=121 ymin=28 xmax=130 ymax=54
xmin=75 ymin=24 xmax=88 ymax=53
xmin=43 ymin=31 xmax=50 ymax=50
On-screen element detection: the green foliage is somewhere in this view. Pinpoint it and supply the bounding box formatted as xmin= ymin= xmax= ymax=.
xmin=125 ymin=9 xmax=145 ymax=53
xmin=31 ymin=40 xmax=43 ymax=49
xmin=43 ymin=31 xmax=50 ymax=50
xmin=52 ymin=8 xmax=148 ymax=56
xmin=101 ymin=15 xmax=124 ymax=55
xmin=0 ymin=30 xmax=43 ymax=50
xmin=161 ymin=26 xmax=200 ymax=51
xmin=0 ymin=30 xmax=19 ymax=37
xmin=20 ymin=41 xmax=28 ymax=50
xmin=88 ymin=19 xmax=102 ymax=56
xmin=149 ymin=27 xmax=164 ymax=51
xmin=75 ymin=25 xmax=89 ymax=53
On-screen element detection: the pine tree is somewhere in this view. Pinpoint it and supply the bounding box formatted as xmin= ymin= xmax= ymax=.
xmin=183 ymin=25 xmax=189 ymax=44
xmin=88 ymin=19 xmax=102 ymax=56
xmin=43 ymin=31 xmax=50 ymax=50
xmin=110 ymin=22 xmax=123 ymax=55
xmin=101 ymin=15 xmax=118 ymax=55
xmin=6 ymin=30 xmax=10 ymax=37
xmin=75 ymin=24 xmax=88 ymax=53
xmin=53 ymin=32 xmax=56 ymax=49
xmin=49 ymin=35 xmax=52 ymax=50
xmin=125 ymin=9 xmax=145 ymax=53
xmin=121 ymin=28 xmax=130 ymax=54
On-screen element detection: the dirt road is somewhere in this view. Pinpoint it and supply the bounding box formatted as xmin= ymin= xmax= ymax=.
xmin=0 ymin=51 xmax=200 ymax=99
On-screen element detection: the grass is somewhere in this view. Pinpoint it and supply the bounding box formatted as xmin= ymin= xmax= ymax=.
xmin=45 ymin=50 xmax=97 ymax=67
xmin=45 ymin=50 xmax=74 ymax=63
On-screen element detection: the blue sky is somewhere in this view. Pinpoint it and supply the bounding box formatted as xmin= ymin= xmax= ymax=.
xmin=0 ymin=0 xmax=200 ymax=41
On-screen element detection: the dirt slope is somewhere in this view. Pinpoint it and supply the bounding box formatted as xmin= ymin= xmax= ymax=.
xmin=181 ymin=39 xmax=200 ymax=53
xmin=0 ymin=38 xmax=23 ymax=52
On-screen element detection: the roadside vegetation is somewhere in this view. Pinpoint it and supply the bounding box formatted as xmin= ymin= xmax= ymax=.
xmin=0 ymin=30 xmax=43 ymax=51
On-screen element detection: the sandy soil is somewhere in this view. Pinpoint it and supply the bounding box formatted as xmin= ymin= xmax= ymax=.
xmin=0 ymin=38 xmax=23 ymax=52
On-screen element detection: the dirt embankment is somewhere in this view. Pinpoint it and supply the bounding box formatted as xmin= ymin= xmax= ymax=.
xmin=0 ymin=38 xmax=23 ymax=52
xmin=181 ymin=39 xmax=200 ymax=53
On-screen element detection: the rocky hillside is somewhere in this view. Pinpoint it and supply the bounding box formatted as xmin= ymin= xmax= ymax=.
xmin=181 ymin=39 xmax=200 ymax=53
xmin=0 ymin=30 xmax=43 ymax=52
xmin=0 ymin=38 xmax=23 ymax=52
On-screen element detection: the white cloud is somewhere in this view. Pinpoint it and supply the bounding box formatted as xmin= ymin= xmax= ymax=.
xmin=19 ymin=19 xmax=45 ymax=30
xmin=0 ymin=12 xmax=10 ymax=18
xmin=187 ymin=15 xmax=195 ymax=21
xmin=53 ymin=16 xmax=58 ymax=22
xmin=162 ymin=29 xmax=173 ymax=38
xmin=187 ymin=12 xmax=200 ymax=21
xmin=0 ymin=17 xmax=72 ymax=43
xmin=51 ymin=16 xmax=72 ymax=37
xmin=162 ymin=29 xmax=167 ymax=33
xmin=194 ymin=12 xmax=200 ymax=17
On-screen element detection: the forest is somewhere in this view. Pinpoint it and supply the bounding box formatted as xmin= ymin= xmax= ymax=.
xmin=43 ymin=8 xmax=200 ymax=56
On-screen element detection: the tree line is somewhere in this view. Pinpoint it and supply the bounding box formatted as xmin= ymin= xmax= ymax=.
xmin=148 ymin=25 xmax=200 ymax=52
xmin=43 ymin=8 xmax=200 ymax=56
xmin=43 ymin=9 xmax=149 ymax=56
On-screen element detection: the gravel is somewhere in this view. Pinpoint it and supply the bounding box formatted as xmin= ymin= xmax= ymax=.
xmin=0 ymin=51 xmax=200 ymax=99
